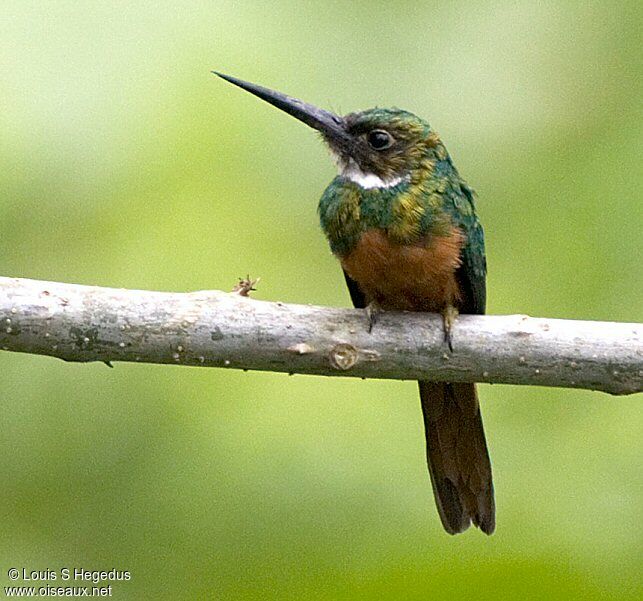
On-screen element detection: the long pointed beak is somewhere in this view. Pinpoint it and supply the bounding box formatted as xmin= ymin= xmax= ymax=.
xmin=213 ymin=71 xmax=352 ymax=149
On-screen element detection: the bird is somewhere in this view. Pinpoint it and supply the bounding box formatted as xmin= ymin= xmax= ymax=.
xmin=214 ymin=72 xmax=495 ymax=535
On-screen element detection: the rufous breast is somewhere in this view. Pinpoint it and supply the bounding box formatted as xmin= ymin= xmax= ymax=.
xmin=340 ymin=227 xmax=464 ymax=312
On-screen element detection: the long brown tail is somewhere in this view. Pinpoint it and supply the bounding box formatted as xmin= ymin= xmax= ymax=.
xmin=419 ymin=381 xmax=495 ymax=535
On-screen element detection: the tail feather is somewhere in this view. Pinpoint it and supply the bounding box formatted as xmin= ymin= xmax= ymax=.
xmin=419 ymin=381 xmax=495 ymax=535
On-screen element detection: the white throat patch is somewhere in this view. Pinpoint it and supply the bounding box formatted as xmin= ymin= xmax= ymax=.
xmin=334 ymin=156 xmax=406 ymax=190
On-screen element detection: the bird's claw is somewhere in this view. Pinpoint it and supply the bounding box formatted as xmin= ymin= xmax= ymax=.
xmin=442 ymin=305 xmax=459 ymax=352
xmin=365 ymin=301 xmax=381 ymax=333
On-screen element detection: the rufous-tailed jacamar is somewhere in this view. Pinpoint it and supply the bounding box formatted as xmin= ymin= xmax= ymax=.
xmin=215 ymin=72 xmax=494 ymax=535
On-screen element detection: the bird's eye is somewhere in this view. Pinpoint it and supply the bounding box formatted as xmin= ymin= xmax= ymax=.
xmin=367 ymin=130 xmax=393 ymax=150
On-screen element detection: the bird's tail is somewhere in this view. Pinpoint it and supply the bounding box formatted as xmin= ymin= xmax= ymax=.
xmin=418 ymin=381 xmax=495 ymax=535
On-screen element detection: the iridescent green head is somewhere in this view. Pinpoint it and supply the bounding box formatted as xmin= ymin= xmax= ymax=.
xmin=336 ymin=108 xmax=436 ymax=183
xmin=214 ymin=72 xmax=440 ymax=188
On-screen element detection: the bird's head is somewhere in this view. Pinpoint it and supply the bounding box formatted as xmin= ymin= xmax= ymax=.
xmin=214 ymin=73 xmax=440 ymax=189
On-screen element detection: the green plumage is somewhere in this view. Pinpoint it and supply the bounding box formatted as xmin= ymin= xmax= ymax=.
xmin=317 ymin=108 xmax=486 ymax=314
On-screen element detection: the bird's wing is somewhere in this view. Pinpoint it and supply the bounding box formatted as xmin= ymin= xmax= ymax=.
xmin=343 ymin=269 xmax=367 ymax=308
xmin=450 ymin=182 xmax=487 ymax=315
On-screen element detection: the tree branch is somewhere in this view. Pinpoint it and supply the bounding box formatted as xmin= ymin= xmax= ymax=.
xmin=0 ymin=276 xmax=641 ymax=395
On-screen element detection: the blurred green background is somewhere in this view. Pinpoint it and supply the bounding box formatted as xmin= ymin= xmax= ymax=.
xmin=1 ymin=1 xmax=641 ymax=599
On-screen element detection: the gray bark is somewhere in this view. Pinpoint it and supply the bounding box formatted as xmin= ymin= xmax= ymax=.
xmin=0 ymin=276 xmax=641 ymax=395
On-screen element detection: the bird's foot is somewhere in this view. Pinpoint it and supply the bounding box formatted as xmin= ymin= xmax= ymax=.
xmin=365 ymin=301 xmax=382 ymax=333
xmin=442 ymin=305 xmax=459 ymax=352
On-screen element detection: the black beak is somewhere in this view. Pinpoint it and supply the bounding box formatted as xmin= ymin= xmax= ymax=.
xmin=213 ymin=71 xmax=353 ymax=151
